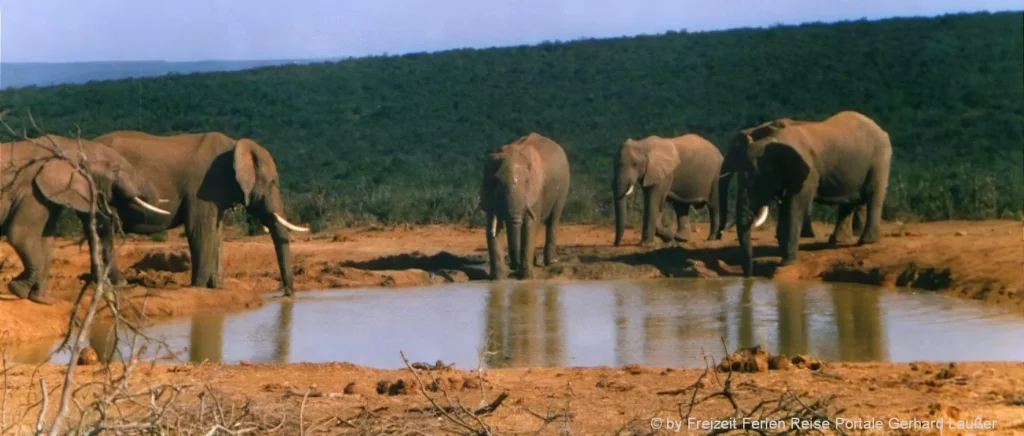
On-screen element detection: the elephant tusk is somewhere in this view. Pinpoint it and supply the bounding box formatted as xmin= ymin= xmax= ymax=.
xmin=262 ymin=226 xmax=270 ymax=233
xmin=488 ymin=215 xmax=498 ymax=237
xmin=133 ymin=197 xmax=172 ymax=215
xmin=719 ymin=172 xmax=733 ymax=178
xmin=158 ymin=199 xmax=170 ymax=204
xmin=753 ymin=206 xmax=769 ymax=228
xmin=274 ymin=213 xmax=310 ymax=232
xmin=624 ymin=185 xmax=634 ymax=197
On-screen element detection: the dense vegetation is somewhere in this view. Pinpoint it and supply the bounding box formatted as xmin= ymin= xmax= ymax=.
xmin=1 ymin=11 xmax=1021 ymax=234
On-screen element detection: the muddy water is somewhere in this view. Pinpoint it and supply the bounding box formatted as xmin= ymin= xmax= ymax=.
xmin=11 ymin=279 xmax=1024 ymax=369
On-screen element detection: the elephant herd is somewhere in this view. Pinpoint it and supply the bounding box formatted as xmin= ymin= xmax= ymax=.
xmin=0 ymin=110 xmax=891 ymax=305
xmin=481 ymin=110 xmax=892 ymax=279
xmin=1 ymin=131 xmax=309 ymax=305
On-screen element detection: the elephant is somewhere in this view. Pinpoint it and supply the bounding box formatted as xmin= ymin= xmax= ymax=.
xmin=0 ymin=135 xmax=171 ymax=304
xmin=86 ymin=131 xmax=309 ymax=295
xmin=612 ymin=134 xmax=725 ymax=246
xmin=719 ymin=111 xmax=892 ymax=276
xmin=480 ymin=133 xmax=570 ymax=280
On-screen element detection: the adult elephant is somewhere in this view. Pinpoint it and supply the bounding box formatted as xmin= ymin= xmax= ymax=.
xmin=1 ymin=135 xmax=171 ymax=304
xmin=88 ymin=131 xmax=309 ymax=295
xmin=480 ymin=133 xmax=570 ymax=280
xmin=612 ymin=134 xmax=725 ymax=246
xmin=719 ymin=111 xmax=892 ymax=276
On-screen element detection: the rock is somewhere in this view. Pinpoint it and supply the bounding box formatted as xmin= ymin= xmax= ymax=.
xmin=718 ymin=346 xmax=770 ymax=373
xmin=791 ymin=354 xmax=824 ymax=371
xmin=768 ymin=355 xmax=794 ymax=370
xmin=954 ymin=231 xmax=967 ymax=236
xmin=78 ymin=347 xmax=99 ymax=365
xmin=131 ymin=249 xmax=191 ymax=273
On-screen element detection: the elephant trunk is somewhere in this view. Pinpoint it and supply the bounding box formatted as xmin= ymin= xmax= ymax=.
xmin=736 ymin=182 xmax=755 ymax=277
xmin=258 ymin=193 xmax=307 ymax=295
xmin=612 ymin=175 xmax=634 ymax=247
xmin=506 ymin=218 xmax=523 ymax=272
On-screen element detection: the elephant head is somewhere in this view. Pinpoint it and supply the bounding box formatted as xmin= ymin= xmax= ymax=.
xmin=719 ymin=126 xmax=812 ymax=276
xmin=33 ymin=136 xmax=170 ymax=217
xmin=231 ymin=138 xmax=308 ymax=292
xmin=612 ymin=137 xmax=678 ymax=246
xmin=233 ymin=139 xmax=308 ymax=233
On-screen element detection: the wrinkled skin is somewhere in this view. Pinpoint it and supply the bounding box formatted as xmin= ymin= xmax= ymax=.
xmin=0 ymin=135 xmax=170 ymax=304
xmin=480 ymin=133 xmax=570 ymax=280
xmin=89 ymin=131 xmax=309 ymax=295
xmin=720 ymin=111 xmax=892 ymax=276
xmin=613 ymin=134 xmax=724 ymax=246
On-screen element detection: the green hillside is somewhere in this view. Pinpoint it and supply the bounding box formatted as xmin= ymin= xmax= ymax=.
xmin=1 ymin=11 xmax=1022 ymax=232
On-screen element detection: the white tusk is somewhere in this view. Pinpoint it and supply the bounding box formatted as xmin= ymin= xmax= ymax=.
xmin=753 ymin=206 xmax=769 ymax=228
xmin=133 ymin=197 xmax=172 ymax=215
xmin=262 ymin=226 xmax=270 ymax=233
xmin=489 ymin=215 xmax=498 ymax=237
xmin=624 ymin=185 xmax=634 ymax=197
xmin=274 ymin=213 xmax=309 ymax=232
xmin=157 ymin=199 xmax=170 ymax=204
xmin=719 ymin=172 xmax=733 ymax=178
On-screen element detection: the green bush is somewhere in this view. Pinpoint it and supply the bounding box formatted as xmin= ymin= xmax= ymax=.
xmin=1 ymin=11 xmax=1020 ymax=232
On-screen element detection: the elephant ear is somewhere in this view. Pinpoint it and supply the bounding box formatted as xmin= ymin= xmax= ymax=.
xmin=721 ymin=133 xmax=751 ymax=175
xmin=34 ymin=159 xmax=94 ymax=213
xmin=234 ymin=139 xmax=257 ymax=206
xmin=642 ymin=139 xmax=679 ymax=187
xmin=761 ymin=140 xmax=811 ymax=196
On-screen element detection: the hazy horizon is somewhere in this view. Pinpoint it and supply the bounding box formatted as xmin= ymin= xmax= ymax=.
xmin=1 ymin=0 xmax=1021 ymax=63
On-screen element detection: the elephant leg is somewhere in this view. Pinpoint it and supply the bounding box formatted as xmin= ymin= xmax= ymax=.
xmin=640 ymin=188 xmax=657 ymax=245
xmin=859 ymin=167 xmax=888 ymax=245
xmin=708 ymin=177 xmax=722 ymax=240
xmin=852 ymin=204 xmax=867 ymax=238
xmin=829 ymin=204 xmax=857 ymax=245
xmin=519 ymin=217 xmax=538 ymax=279
xmin=543 ymin=200 xmax=565 ymax=267
xmin=81 ymin=213 xmax=125 ymax=286
xmin=775 ymin=201 xmax=790 ymax=248
xmin=6 ymin=206 xmax=56 ymax=305
xmin=506 ymin=220 xmax=521 ymax=273
xmin=185 ymin=202 xmax=221 ymax=289
xmin=671 ymin=202 xmax=691 ymax=242
xmin=485 ymin=212 xmax=506 ymax=280
xmin=800 ymin=210 xmax=816 ymax=238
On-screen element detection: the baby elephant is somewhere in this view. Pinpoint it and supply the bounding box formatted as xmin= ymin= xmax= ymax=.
xmin=480 ymin=133 xmax=570 ymax=280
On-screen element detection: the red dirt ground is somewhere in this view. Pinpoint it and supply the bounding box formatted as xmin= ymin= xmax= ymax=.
xmin=1 ymin=220 xmax=1022 ymax=434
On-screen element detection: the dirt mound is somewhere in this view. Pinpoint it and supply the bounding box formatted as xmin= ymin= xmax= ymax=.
xmin=131 ymin=249 xmax=191 ymax=273
xmin=717 ymin=345 xmax=824 ymax=373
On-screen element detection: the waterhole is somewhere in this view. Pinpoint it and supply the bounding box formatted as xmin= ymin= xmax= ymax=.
xmin=11 ymin=279 xmax=1024 ymax=368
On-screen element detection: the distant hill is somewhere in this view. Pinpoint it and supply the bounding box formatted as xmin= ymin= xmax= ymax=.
xmin=0 ymin=59 xmax=341 ymax=89
xmin=1 ymin=11 xmax=1021 ymax=231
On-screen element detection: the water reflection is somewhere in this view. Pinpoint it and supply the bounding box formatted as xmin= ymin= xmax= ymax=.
xmin=11 ymin=279 xmax=1024 ymax=368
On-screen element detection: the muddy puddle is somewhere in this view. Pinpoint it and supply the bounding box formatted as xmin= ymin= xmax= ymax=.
xmin=10 ymin=279 xmax=1024 ymax=368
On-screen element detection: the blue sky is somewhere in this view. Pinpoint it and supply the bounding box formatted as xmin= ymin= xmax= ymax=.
xmin=1 ymin=0 xmax=1020 ymax=62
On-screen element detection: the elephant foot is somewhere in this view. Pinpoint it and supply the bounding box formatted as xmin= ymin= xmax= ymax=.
xmin=639 ymin=238 xmax=657 ymax=247
xmin=28 ymin=290 xmax=55 ymax=306
xmin=672 ymin=233 xmax=690 ymax=243
xmin=276 ymin=285 xmax=295 ymax=298
xmin=779 ymin=258 xmax=798 ymax=266
xmin=8 ymin=279 xmax=32 ymax=299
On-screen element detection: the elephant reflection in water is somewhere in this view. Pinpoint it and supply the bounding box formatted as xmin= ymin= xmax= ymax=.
xmin=774 ymin=281 xmax=810 ymax=357
xmin=612 ymin=279 xmax=732 ymax=367
xmin=830 ymin=286 xmax=885 ymax=361
xmin=189 ymin=314 xmax=226 ymax=363
xmin=482 ymin=282 xmax=563 ymax=368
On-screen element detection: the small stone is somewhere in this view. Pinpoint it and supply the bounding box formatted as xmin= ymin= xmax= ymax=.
xmin=78 ymin=347 xmax=100 ymax=365
xmin=954 ymin=231 xmax=967 ymax=236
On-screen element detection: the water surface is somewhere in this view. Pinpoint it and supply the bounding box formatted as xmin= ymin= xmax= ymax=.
xmin=11 ymin=279 xmax=1024 ymax=368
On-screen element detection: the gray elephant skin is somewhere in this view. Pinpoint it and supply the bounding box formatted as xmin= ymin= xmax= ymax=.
xmin=0 ymin=135 xmax=171 ymax=304
xmin=87 ymin=131 xmax=309 ymax=295
xmin=720 ymin=111 xmax=892 ymax=276
xmin=480 ymin=133 xmax=570 ymax=280
xmin=612 ymin=134 xmax=725 ymax=246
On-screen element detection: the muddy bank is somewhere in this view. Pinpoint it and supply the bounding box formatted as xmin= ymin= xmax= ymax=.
xmin=2 ymin=358 xmax=1023 ymax=434
xmin=1 ymin=220 xmax=1021 ymax=345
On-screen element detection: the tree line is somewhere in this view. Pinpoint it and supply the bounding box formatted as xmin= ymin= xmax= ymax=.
xmin=1 ymin=11 xmax=1021 ymax=235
